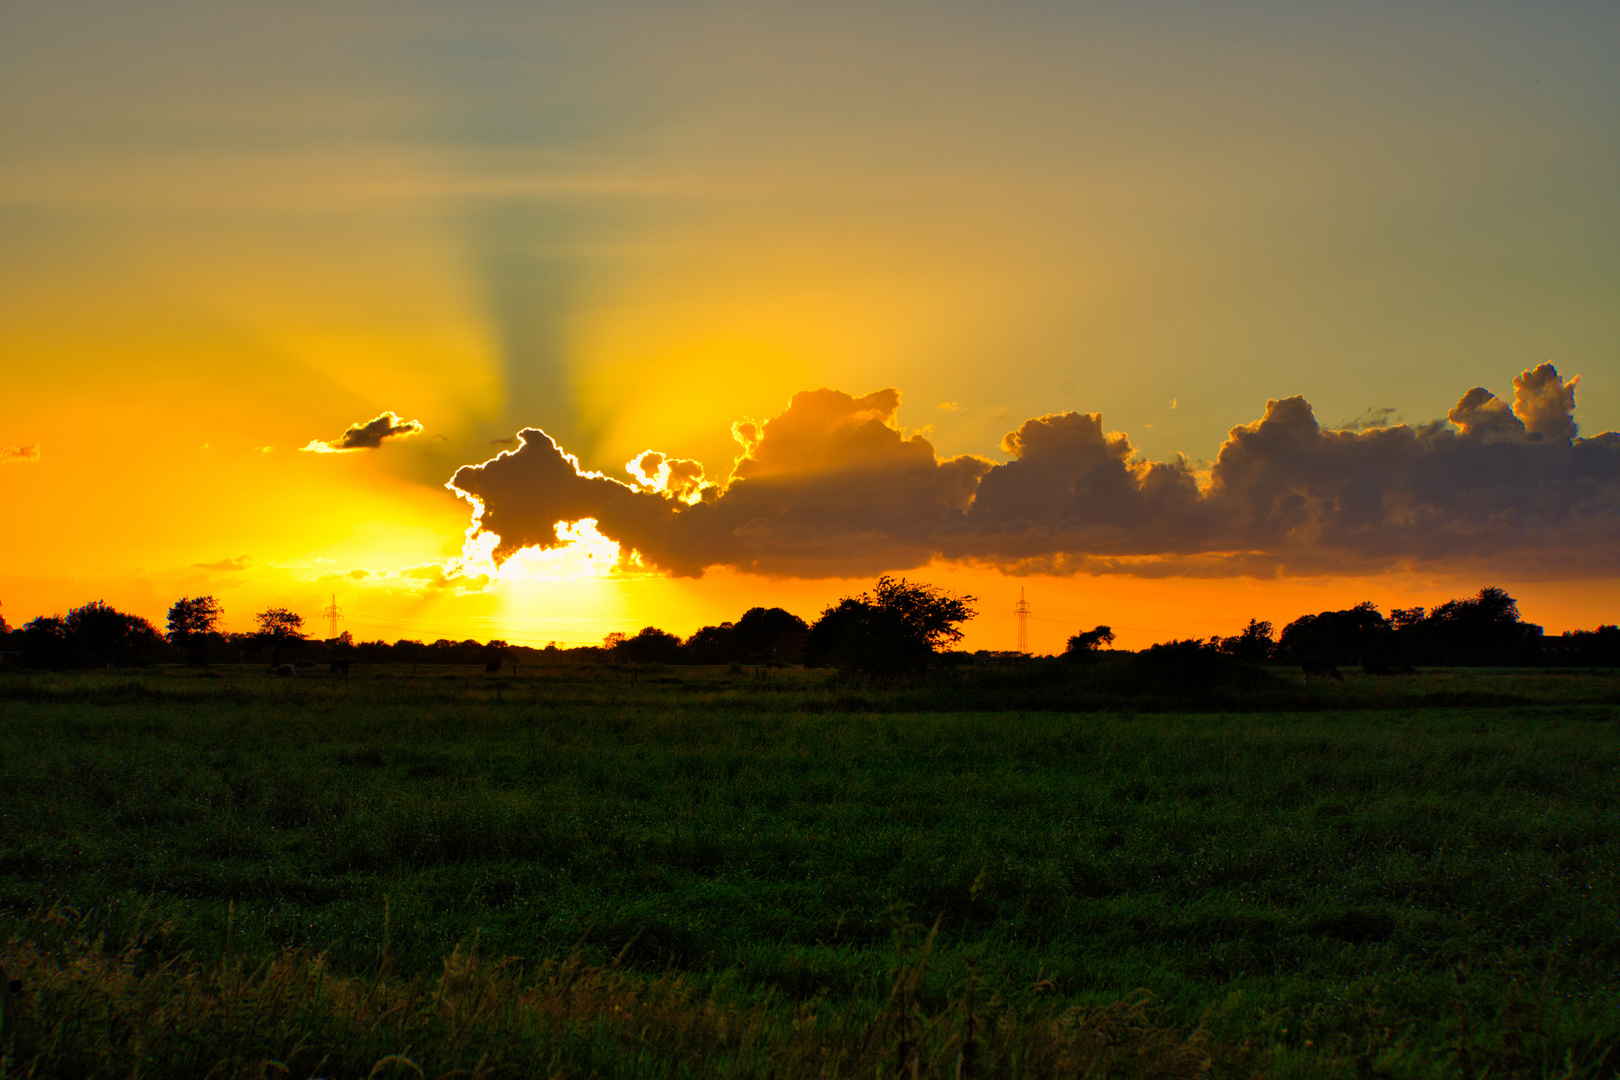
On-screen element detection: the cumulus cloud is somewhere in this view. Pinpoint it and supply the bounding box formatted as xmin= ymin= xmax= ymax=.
xmin=446 ymin=365 xmax=1618 ymax=579
xmin=302 ymin=412 xmax=423 ymax=453
xmin=2 ymin=443 xmax=41 ymax=463
xmin=449 ymin=389 xmax=991 ymax=577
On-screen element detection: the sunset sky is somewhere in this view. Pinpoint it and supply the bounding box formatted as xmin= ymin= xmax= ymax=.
xmin=3 ymin=1 xmax=1617 ymax=652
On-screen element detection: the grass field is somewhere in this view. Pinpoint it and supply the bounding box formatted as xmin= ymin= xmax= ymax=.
xmin=1 ymin=661 xmax=1616 ymax=1077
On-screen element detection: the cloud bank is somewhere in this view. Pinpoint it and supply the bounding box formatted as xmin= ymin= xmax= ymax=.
xmin=302 ymin=412 xmax=423 ymax=453
xmin=447 ymin=365 xmax=1619 ymax=580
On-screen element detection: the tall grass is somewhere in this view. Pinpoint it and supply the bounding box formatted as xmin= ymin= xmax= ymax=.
xmin=2 ymin=905 xmax=1229 ymax=1079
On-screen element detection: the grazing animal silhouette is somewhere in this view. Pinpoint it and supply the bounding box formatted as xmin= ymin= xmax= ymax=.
xmin=484 ymin=660 xmax=502 ymax=674
xmin=330 ymin=659 xmax=350 ymax=680
xmin=274 ymin=663 xmax=297 ymax=677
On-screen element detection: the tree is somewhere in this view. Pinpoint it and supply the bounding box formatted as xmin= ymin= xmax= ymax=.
xmin=71 ymin=601 xmax=164 ymax=667
xmin=682 ymin=622 xmax=736 ymax=664
xmin=168 ymin=594 xmax=224 ymax=666
xmin=17 ymin=601 xmax=163 ymax=669
xmin=1063 ymin=625 xmax=1115 ymax=662
xmin=805 ymin=576 xmax=976 ymax=678
xmin=1278 ymin=602 xmax=1387 ymax=671
xmin=256 ymin=607 xmax=304 ymax=640
xmin=21 ymin=615 xmax=69 ymax=669
xmin=255 ymin=607 xmax=305 ymax=664
xmin=1216 ymin=619 xmax=1274 ymax=662
xmin=1413 ymin=587 xmax=1541 ymax=665
xmin=615 ymin=626 xmax=683 ymax=664
xmin=167 ymin=596 xmax=222 ymax=643
xmin=733 ymin=607 xmax=809 ymax=660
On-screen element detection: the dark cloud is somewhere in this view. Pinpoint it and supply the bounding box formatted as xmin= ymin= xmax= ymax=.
xmin=447 ymin=365 xmax=1619 ymax=579
xmin=448 ymin=389 xmax=990 ymax=577
xmin=303 ymin=412 xmax=424 ymax=453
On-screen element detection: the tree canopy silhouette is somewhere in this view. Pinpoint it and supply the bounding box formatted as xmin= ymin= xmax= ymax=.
xmin=167 ymin=596 xmax=222 ymax=642
xmin=19 ymin=601 xmax=162 ymax=668
xmin=255 ymin=607 xmax=305 ymax=664
xmin=805 ymin=576 xmax=975 ymax=677
xmin=1063 ymin=625 xmax=1115 ymax=662
xmin=614 ymin=626 xmax=684 ymax=664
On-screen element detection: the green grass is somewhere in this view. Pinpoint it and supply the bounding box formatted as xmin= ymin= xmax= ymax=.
xmin=1 ymin=662 xmax=1616 ymax=1076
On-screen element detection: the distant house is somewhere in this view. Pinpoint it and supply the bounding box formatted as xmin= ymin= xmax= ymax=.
xmin=766 ymin=632 xmax=810 ymax=664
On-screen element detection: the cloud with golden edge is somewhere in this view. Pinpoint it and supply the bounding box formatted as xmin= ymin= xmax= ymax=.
xmin=302 ymin=411 xmax=424 ymax=453
xmin=445 ymin=365 xmax=1620 ymax=581
xmin=2 ymin=444 xmax=41 ymax=463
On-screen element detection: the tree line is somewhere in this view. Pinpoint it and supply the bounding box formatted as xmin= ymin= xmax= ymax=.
xmin=1065 ymin=587 xmax=1620 ymax=672
xmin=1 ymin=581 xmax=1615 ymax=673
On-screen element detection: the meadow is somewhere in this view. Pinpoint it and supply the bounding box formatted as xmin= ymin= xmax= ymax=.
xmin=0 ymin=661 xmax=1616 ymax=1077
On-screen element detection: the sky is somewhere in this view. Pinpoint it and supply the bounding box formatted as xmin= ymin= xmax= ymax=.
xmin=2 ymin=0 xmax=1617 ymax=652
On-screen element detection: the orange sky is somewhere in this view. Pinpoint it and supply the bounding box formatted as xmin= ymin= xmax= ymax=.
xmin=2 ymin=2 xmax=1617 ymax=650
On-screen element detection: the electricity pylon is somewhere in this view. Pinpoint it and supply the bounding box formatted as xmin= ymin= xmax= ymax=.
xmin=1014 ymin=587 xmax=1031 ymax=654
xmin=322 ymin=593 xmax=344 ymax=640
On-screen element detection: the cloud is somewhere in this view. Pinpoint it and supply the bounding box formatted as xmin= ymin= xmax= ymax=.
xmin=1512 ymin=362 xmax=1579 ymax=441
xmin=448 ymin=389 xmax=992 ymax=577
xmin=194 ymin=555 xmax=251 ymax=571
xmin=447 ymin=365 xmax=1619 ymax=580
xmin=2 ymin=444 xmax=41 ymax=463
xmin=302 ymin=411 xmax=423 ymax=453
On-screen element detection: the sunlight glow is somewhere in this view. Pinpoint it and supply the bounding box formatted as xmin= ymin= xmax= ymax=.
xmin=442 ymin=509 xmax=631 ymax=587
xmin=625 ymin=450 xmax=710 ymax=505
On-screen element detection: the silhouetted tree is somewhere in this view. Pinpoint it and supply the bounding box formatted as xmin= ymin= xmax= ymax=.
xmin=167 ymin=595 xmax=222 ymax=641
xmin=1410 ymin=587 xmax=1542 ymax=665
xmin=21 ymin=615 xmax=69 ymax=669
xmin=18 ymin=601 xmax=162 ymax=668
xmin=255 ymin=607 xmax=305 ymax=665
xmin=1062 ymin=625 xmax=1115 ymax=663
xmin=805 ymin=577 xmax=976 ymax=678
xmin=1550 ymin=625 xmax=1620 ymax=666
xmin=615 ymin=626 xmax=683 ymax=664
xmin=733 ymin=607 xmax=810 ymax=660
xmin=1390 ymin=606 xmax=1426 ymax=632
xmin=1216 ymin=619 xmax=1274 ymax=662
xmin=1279 ymin=602 xmax=1389 ymax=673
xmin=682 ymin=622 xmax=737 ymax=663
xmin=72 ymin=601 xmax=164 ymax=667
xmin=167 ymin=595 xmax=223 ymax=665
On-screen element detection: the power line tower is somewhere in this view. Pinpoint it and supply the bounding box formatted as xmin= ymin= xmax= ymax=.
xmin=1014 ymin=587 xmax=1031 ymax=654
xmin=321 ymin=593 xmax=344 ymax=640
